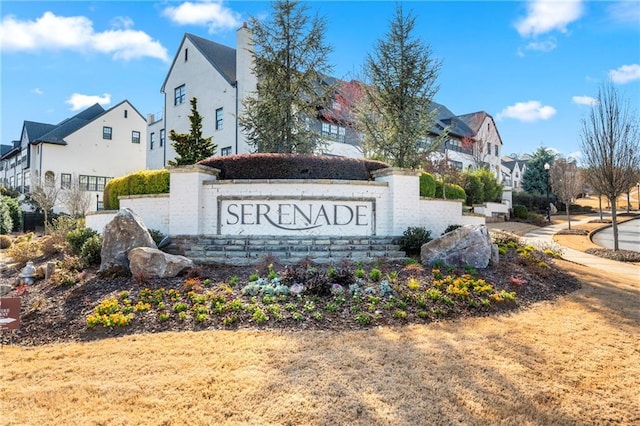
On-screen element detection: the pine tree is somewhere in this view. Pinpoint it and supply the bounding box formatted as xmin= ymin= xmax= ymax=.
xmin=356 ymin=4 xmax=443 ymax=168
xmin=521 ymin=147 xmax=556 ymax=196
xmin=169 ymin=97 xmax=216 ymax=166
xmin=240 ymin=0 xmax=334 ymax=154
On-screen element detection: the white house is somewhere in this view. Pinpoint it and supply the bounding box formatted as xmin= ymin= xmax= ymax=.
xmin=457 ymin=111 xmax=503 ymax=180
xmin=151 ymin=25 xmax=506 ymax=172
xmin=501 ymin=157 xmax=528 ymax=191
xmin=0 ymin=100 xmax=147 ymax=213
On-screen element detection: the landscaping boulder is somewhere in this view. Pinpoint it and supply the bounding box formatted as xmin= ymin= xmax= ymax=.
xmin=99 ymin=208 xmax=157 ymax=273
xmin=420 ymin=224 xmax=497 ymax=269
xmin=128 ymin=247 xmax=193 ymax=278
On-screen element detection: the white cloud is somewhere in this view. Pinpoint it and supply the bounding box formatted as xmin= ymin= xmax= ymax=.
xmin=609 ymin=64 xmax=640 ymax=84
xmin=497 ymin=101 xmax=557 ymax=122
xmin=0 ymin=12 xmax=169 ymax=62
xmin=110 ymin=16 xmax=134 ymax=30
xmin=65 ymin=93 xmax=111 ymax=111
xmin=163 ymin=1 xmax=241 ymax=33
xmin=32 ymin=88 xmax=44 ymax=95
xmin=608 ymin=1 xmax=640 ymax=25
xmin=572 ymin=95 xmax=598 ymax=106
xmin=515 ymin=0 xmax=584 ymax=37
xmin=525 ymin=38 xmax=557 ymax=53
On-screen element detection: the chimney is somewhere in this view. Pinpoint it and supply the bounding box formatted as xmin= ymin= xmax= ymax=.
xmin=147 ymin=113 xmax=155 ymax=123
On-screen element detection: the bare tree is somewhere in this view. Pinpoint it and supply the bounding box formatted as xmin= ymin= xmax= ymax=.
xmin=549 ymin=157 xmax=583 ymax=229
xmin=580 ymin=82 xmax=640 ymax=250
xmin=59 ymin=175 xmax=92 ymax=218
xmin=28 ymin=173 xmax=60 ymax=233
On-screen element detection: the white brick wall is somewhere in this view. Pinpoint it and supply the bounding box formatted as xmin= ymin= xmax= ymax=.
xmin=87 ymin=166 xmax=485 ymax=238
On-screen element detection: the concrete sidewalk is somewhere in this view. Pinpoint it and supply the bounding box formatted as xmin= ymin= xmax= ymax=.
xmin=524 ymin=217 xmax=640 ymax=281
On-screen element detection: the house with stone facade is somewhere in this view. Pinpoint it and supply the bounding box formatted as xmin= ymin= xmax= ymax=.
xmin=0 ymin=100 xmax=147 ymax=213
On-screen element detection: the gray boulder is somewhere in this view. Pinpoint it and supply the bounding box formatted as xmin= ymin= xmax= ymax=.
xmin=420 ymin=224 xmax=497 ymax=269
xmin=99 ymin=208 xmax=156 ymax=272
xmin=129 ymin=247 xmax=193 ymax=278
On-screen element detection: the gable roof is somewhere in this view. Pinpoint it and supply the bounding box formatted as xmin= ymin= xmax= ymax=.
xmin=161 ymin=32 xmax=237 ymax=93
xmin=457 ymin=111 xmax=504 ymax=146
xmin=430 ymin=103 xmax=475 ymax=138
xmin=34 ymin=103 xmax=105 ymax=145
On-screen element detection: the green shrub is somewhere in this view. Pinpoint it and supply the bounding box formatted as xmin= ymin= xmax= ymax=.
xmin=2 ymin=195 xmax=22 ymax=232
xmin=399 ymin=226 xmax=432 ymax=256
xmin=67 ymin=227 xmax=98 ymax=255
xmin=148 ymin=229 xmax=166 ymax=246
xmin=434 ymin=181 xmax=466 ymax=200
xmin=419 ymin=173 xmax=436 ymax=197
xmin=80 ymin=234 xmax=103 ymax=265
xmin=104 ymin=169 xmax=170 ymax=210
xmin=0 ymin=198 xmax=12 ymax=235
xmin=512 ymin=205 xmax=528 ymax=220
xmin=0 ymin=234 xmax=12 ymax=249
xmin=442 ymin=224 xmax=462 ymax=235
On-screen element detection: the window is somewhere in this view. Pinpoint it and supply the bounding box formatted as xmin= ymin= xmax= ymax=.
xmin=124 ymin=109 xmax=128 ymax=118
xmin=321 ymin=122 xmax=346 ymax=142
xmin=184 ymin=48 xmax=188 ymax=62
xmin=132 ymin=131 xmax=141 ymax=144
xmin=61 ymin=173 xmax=71 ymax=189
xmin=103 ymin=126 xmax=112 ymax=140
xmin=160 ymin=129 xmax=165 ymax=147
xmin=221 ymin=146 xmax=232 ymax=156
xmin=150 ymin=132 xmax=155 ymax=150
xmin=174 ymin=84 xmax=186 ymax=105
xmin=79 ymin=175 xmax=111 ymax=191
xmin=487 ymin=143 xmax=491 ymax=154
xmin=494 ymin=145 xmax=499 ymax=156
xmin=215 ymin=108 xmax=223 ymax=130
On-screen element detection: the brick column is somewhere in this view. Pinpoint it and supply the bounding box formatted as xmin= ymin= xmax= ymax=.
xmin=168 ymin=165 xmax=219 ymax=235
xmin=372 ymin=168 xmax=421 ymax=235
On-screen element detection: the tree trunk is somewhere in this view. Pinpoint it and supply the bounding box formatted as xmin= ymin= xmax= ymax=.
xmin=610 ymin=197 xmax=619 ymax=251
xmin=566 ymin=202 xmax=571 ymax=230
xmin=598 ymin=195 xmax=603 ymax=221
xmin=626 ymin=192 xmax=630 ymax=213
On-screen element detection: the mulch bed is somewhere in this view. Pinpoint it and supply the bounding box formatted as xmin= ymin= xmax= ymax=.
xmin=1 ymin=255 xmax=582 ymax=347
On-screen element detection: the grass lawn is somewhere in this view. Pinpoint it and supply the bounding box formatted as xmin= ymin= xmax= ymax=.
xmin=1 ymin=260 xmax=638 ymax=425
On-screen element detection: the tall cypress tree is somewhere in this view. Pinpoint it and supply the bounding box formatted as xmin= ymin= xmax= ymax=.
xmin=357 ymin=3 xmax=443 ymax=168
xmin=169 ymin=97 xmax=216 ymax=166
xmin=240 ymin=0 xmax=334 ymax=154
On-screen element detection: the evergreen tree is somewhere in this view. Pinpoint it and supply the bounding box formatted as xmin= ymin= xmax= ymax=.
xmin=240 ymin=0 xmax=334 ymax=154
xmin=356 ymin=3 xmax=443 ymax=168
xmin=521 ymin=146 xmax=556 ymax=196
xmin=169 ymin=97 xmax=216 ymax=166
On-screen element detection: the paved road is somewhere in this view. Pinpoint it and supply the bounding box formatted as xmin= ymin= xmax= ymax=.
xmin=524 ymin=217 xmax=640 ymax=281
xmin=591 ymin=218 xmax=640 ymax=252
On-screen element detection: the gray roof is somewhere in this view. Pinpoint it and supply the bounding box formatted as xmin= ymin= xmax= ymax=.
xmin=161 ymin=33 xmax=237 ymax=92
xmin=430 ymin=103 xmax=475 ymax=138
xmin=35 ymin=103 xmax=105 ymax=145
xmin=187 ymin=33 xmax=236 ymax=84
xmin=23 ymin=121 xmax=57 ymax=142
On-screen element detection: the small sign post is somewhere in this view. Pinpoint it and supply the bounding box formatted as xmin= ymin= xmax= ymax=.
xmin=0 ymin=297 xmax=21 ymax=331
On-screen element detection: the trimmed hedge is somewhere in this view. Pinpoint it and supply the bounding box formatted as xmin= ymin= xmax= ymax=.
xmin=434 ymin=181 xmax=466 ymax=200
xmin=419 ymin=173 xmax=436 ymax=198
xmin=103 ymin=169 xmax=170 ymax=210
xmin=512 ymin=204 xmax=528 ymax=220
xmin=198 ymin=154 xmax=390 ymax=181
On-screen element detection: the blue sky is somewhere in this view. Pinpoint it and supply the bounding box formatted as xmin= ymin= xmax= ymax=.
xmin=1 ymin=0 xmax=639 ymax=161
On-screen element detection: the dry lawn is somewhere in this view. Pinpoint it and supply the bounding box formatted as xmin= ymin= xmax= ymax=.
xmin=1 ymin=260 xmax=638 ymax=425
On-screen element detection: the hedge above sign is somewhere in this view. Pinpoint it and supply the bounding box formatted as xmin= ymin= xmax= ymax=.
xmin=218 ymin=197 xmax=375 ymax=236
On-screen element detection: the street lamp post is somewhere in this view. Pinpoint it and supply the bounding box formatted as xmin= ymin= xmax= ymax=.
xmin=637 ymin=182 xmax=639 ymax=210
xmin=544 ymin=162 xmax=550 ymax=221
